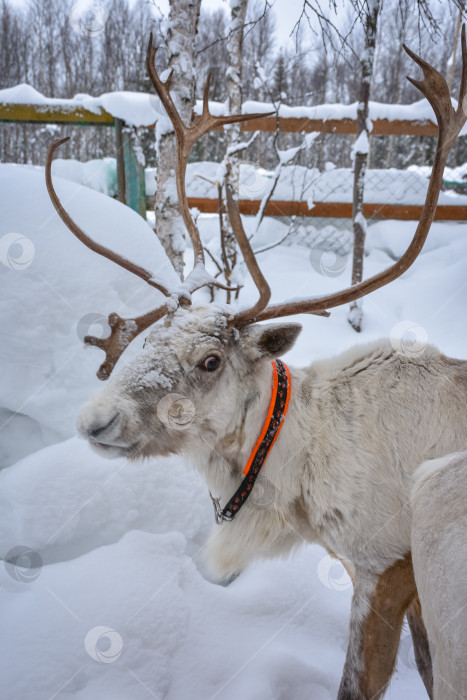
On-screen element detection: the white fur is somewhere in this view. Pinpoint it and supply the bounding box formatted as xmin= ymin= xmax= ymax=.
xmin=77 ymin=307 xmax=467 ymax=698
xmin=411 ymin=451 xmax=467 ymax=700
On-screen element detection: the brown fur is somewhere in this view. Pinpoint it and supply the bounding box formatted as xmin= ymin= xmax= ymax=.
xmin=360 ymin=554 xmax=417 ymax=699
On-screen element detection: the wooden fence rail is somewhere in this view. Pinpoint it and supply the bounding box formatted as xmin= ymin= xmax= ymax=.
xmin=180 ymin=198 xmax=467 ymax=221
xmin=0 ymin=103 xmax=440 ymax=135
xmin=1 ymin=100 xmax=464 ymax=221
xmin=0 ymin=103 xmax=115 ymax=126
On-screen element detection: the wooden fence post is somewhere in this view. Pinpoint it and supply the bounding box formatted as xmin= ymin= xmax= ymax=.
xmin=114 ymin=118 xmax=146 ymax=218
xmin=115 ymin=118 xmax=126 ymax=204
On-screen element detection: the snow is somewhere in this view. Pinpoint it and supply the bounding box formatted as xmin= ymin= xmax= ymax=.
xmin=3 ymin=83 xmax=467 ymax=135
xmin=0 ymin=83 xmax=159 ymax=127
xmin=351 ymin=131 xmax=369 ymax=159
xmin=25 ymin=158 xmax=119 ymax=196
xmin=2 ymin=161 xmax=467 ymax=699
xmin=410 ymin=161 xmax=467 ymax=184
xmin=0 ymin=164 xmax=180 ymax=459
xmin=277 ymin=145 xmax=303 ymax=165
xmin=0 ymin=440 xmax=427 ymax=700
xmin=354 ymin=211 xmax=368 ymax=234
xmin=97 ymin=92 xmax=158 ymax=127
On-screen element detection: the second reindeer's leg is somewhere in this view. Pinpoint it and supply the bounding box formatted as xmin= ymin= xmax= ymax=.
xmin=337 ymin=554 xmax=418 ymax=700
xmin=406 ymin=597 xmax=433 ymax=699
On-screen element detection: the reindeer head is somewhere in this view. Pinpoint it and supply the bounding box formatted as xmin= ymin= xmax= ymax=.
xmin=76 ymin=306 xmax=302 ymax=459
xmin=46 ymin=30 xmax=467 ymax=461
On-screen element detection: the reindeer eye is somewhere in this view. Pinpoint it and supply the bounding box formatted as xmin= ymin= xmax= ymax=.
xmin=202 ymin=355 xmax=221 ymax=372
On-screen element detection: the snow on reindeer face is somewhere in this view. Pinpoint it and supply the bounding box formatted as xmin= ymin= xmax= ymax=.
xmin=76 ymin=306 xmax=302 ymax=461
xmin=77 ymin=307 xmax=250 ymax=460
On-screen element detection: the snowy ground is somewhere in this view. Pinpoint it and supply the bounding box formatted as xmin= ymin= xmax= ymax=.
xmin=1 ymin=164 xmax=466 ymax=699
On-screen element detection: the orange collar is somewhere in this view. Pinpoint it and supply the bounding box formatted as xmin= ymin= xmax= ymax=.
xmin=210 ymin=359 xmax=291 ymax=523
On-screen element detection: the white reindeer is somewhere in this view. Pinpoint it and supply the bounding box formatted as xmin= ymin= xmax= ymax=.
xmin=45 ymin=30 xmax=467 ymax=700
xmin=411 ymin=451 xmax=467 ymax=700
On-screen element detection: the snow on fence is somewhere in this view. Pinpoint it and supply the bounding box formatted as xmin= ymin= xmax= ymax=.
xmin=5 ymin=83 xmax=467 ymax=135
xmin=2 ymin=84 xmax=467 ymax=230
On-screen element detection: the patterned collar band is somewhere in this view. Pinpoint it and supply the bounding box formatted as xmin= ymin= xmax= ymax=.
xmin=210 ymin=359 xmax=291 ymax=524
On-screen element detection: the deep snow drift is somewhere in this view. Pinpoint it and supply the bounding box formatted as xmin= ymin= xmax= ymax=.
xmin=1 ymin=163 xmax=466 ymax=699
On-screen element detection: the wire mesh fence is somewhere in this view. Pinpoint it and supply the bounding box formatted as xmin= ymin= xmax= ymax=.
xmin=3 ymin=118 xmax=467 ymax=260
xmin=287 ymin=218 xmax=353 ymax=255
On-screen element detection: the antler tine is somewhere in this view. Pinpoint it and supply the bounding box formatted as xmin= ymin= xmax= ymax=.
xmin=224 ymin=185 xmax=271 ymax=322
xmin=85 ymin=304 xmax=173 ymax=380
xmin=146 ymin=35 xmax=185 ymax=144
xmin=46 ymin=137 xmax=185 ymax=380
xmin=403 ymin=46 xmax=453 ymax=130
xmin=146 ymin=34 xmax=274 ymax=271
xmin=231 ymin=27 xmax=467 ymax=327
xmin=459 ymin=24 xmax=467 ymax=112
xmin=46 ymin=138 xmax=173 ymax=298
xmin=201 ymin=72 xmax=212 ymax=118
xmin=403 ymin=27 xmax=466 ymax=148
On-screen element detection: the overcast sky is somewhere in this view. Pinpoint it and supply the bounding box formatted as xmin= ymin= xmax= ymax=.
xmin=203 ymin=0 xmax=305 ymax=45
xmin=9 ymin=0 xmax=310 ymax=47
xmin=131 ymin=0 xmax=306 ymax=47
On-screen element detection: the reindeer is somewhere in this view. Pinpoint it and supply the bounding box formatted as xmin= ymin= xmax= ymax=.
xmin=411 ymin=451 xmax=467 ymax=700
xmin=45 ymin=30 xmax=467 ymax=700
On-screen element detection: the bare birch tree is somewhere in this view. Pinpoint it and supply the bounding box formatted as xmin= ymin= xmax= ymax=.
xmin=347 ymin=0 xmax=381 ymax=332
xmin=223 ymin=0 xmax=249 ymax=299
xmin=225 ymin=1 xmax=249 ymax=185
xmin=153 ymin=0 xmax=202 ymax=277
xmin=297 ymin=0 xmax=464 ymax=331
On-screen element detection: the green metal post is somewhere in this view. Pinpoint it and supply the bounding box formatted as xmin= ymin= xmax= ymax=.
xmin=115 ymin=119 xmax=126 ymax=204
xmin=123 ymin=124 xmax=147 ymax=218
xmin=114 ymin=119 xmax=146 ymax=218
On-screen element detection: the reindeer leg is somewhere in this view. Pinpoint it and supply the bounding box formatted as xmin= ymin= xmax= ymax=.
xmin=338 ymin=553 xmax=418 ymax=700
xmin=406 ymin=596 xmax=433 ymax=699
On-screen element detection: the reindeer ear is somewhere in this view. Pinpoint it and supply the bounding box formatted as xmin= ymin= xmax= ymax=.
xmin=240 ymin=323 xmax=302 ymax=361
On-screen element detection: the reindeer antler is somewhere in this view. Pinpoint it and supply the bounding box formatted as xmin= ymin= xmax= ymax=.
xmin=45 ymin=36 xmax=272 ymax=379
xmin=226 ymin=26 xmax=467 ymax=327
xmin=47 ymin=28 xmax=466 ymax=378
xmin=45 ymin=138 xmax=177 ymax=300
xmin=146 ymin=34 xmax=273 ymax=280
xmin=86 ymin=306 xmax=173 ymax=380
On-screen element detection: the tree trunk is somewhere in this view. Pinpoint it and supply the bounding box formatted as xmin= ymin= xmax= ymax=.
xmin=447 ymin=8 xmax=463 ymax=94
xmin=348 ymin=0 xmax=381 ymax=332
xmin=154 ymin=0 xmax=202 ymax=278
xmin=223 ymin=0 xmax=249 ymax=301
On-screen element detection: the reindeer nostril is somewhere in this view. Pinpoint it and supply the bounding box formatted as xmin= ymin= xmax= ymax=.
xmin=89 ymin=413 xmax=120 ymax=439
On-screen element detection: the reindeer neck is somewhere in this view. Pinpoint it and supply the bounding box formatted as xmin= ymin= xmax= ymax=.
xmin=191 ymin=360 xmax=298 ymax=501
